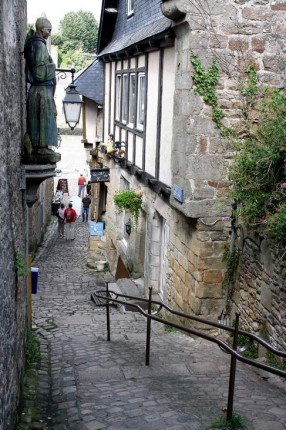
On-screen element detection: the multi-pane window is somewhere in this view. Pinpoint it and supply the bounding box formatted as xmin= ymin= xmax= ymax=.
xmin=127 ymin=0 xmax=134 ymax=16
xmin=115 ymin=70 xmax=145 ymax=130
xmin=128 ymin=73 xmax=136 ymax=126
xmin=137 ymin=73 xmax=145 ymax=128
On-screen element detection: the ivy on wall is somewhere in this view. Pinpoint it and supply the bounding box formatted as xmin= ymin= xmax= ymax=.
xmin=191 ymin=52 xmax=286 ymax=244
xmin=190 ymin=52 xmax=232 ymax=136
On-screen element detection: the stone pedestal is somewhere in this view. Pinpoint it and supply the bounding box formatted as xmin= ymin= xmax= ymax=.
xmin=23 ymin=164 xmax=58 ymax=207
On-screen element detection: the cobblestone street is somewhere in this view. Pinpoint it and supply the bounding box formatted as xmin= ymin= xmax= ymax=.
xmin=26 ymin=218 xmax=286 ymax=430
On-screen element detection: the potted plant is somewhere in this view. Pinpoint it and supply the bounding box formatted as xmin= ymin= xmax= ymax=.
xmin=113 ymin=189 xmax=143 ymax=232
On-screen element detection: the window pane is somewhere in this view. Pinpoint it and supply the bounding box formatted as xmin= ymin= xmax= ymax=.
xmin=128 ymin=74 xmax=136 ymax=125
xmin=122 ymin=74 xmax=128 ymax=122
xmin=128 ymin=0 xmax=134 ymax=15
xmin=115 ymin=75 xmax=121 ymax=120
xmin=137 ymin=73 xmax=145 ymax=126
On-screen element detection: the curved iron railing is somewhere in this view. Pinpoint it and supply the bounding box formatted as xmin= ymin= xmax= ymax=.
xmin=91 ymin=283 xmax=286 ymax=422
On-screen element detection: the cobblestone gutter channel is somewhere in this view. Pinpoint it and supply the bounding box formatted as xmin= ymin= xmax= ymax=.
xmin=16 ymin=219 xmax=286 ymax=430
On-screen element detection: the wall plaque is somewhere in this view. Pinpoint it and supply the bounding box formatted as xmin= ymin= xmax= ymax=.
xmin=172 ymin=184 xmax=184 ymax=203
xmin=90 ymin=221 xmax=104 ymax=236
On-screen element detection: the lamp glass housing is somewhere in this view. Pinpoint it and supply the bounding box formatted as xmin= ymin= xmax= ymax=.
xmin=125 ymin=218 xmax=132 ymax=235
xmin=62 ymin=83 xmax=83 ymax=130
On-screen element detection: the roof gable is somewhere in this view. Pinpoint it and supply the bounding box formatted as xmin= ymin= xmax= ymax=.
xmin=97 ymin=0 xmax=173 ymax=57
xmin=73 ymin=59 xmax=104 ymax=104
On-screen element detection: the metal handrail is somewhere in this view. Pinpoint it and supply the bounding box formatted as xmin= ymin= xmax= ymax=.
xmin=91 ymin=284 xmax=286 ymax=422
xmin=94 ymin=289 xmax=286 ymax=359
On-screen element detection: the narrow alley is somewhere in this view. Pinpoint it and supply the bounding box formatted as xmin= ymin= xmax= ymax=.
xmin=25 ymin=219 xmax=286 ymax=430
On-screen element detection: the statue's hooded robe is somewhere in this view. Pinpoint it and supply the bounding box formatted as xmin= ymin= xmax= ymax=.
xmin=24 ymin=34 xmax=57 ymax=148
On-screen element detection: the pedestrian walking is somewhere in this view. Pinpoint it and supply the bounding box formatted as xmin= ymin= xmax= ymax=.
xmin=56 ymin=203 xmax=65 ymax=238
xmin=77 ymin=174 xmax=86 ymax=198
xmin=64 ymin=203 xmax=77 ymax=240
xmin=82 ymin=194 xmax=91 ymax=222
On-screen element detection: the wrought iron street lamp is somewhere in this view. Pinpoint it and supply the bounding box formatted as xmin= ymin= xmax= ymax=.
xmin=56 ymin=68 xmax=83 ymax=130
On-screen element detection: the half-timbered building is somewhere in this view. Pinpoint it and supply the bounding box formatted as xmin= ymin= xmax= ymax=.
xmin=95 ymin=0 xmax=229 ymax=320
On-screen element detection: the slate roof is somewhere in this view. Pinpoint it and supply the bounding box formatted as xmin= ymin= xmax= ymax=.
xmin=97 ymin=0 xmax=172 ymax=56
xmin=73 ymin=59 xmax=104 ymax=104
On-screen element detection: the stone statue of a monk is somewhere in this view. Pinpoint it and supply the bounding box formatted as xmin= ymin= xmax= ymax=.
xmin=24 ymin=17 xmax=60 ymax=163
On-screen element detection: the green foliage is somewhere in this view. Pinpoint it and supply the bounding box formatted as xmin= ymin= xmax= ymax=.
xmin=241 ymin=66 xmax=259 ymax=105
xmin=237 ymin=335 xmax=258 ymax=359
xmin=222 ymin=244 xmax=239 ymax=312
xmin=190 ymin=52 xmax=232 ymax=135
xmin=113 ymin=189 xmax=143 ymax=231
xmin=229 ymin=87 xmax=286 ymax=242
xmin=51 ymin=32 xmax=63 ymax=46
xmin=15 ymin=252 xmax=27 ymax=277
xmin=53 ymin=10 xmax=98 ymax=70
xmin=211 ymin=413 xmax=248 ymax=429
xmin=26 ymin=23 xmax=35 ymax=37
xmin=164 ymin=323 xmax=177 ymax=333
xmin=191 ymin=53 xmax=286 ymax=243
xmin=60 ymin=48 xmax=87 ymax=70
xmin=267 ymin=352 xmax=286 ymax=371
xmin=25 ymin=329 xmax=41 ymax=369
xmin=59 ymin=10 xmax=98 ymax=53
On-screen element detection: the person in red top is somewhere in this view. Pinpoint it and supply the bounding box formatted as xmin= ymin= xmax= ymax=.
xmin=64 ymin=203 xmax=77 ymax=240
xmin=78 ymin=173 xmax=86 ymax=198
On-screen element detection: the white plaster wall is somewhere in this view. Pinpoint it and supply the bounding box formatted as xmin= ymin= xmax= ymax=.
xmin=128 ymin=131 xmax=134 ymax=162
xmin=135 ymin=135 xmax=143 ymax=168
xmin=159 ymin=47 xmax=175 ymax=187
xmin=138 ymin=54 xmax=145 ymax=68
xmin=85 ymin=98 xmax=97 ymax=144
xmin=145 ymin=51 xmax=160 ymax=177
xmin=115 ymin=125 xmax=120 ymax=141
xmin=110 ymin=62 xmax=115 ymax=134
xmin=104 ymin=63 xmax=110 ymax=140
xmin=130 ymin=58 xmax=136 ymax=68
xmin=121 ymin=128 xmax=126 ymax=144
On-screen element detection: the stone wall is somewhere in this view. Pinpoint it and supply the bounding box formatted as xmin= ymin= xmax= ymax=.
xmin=0 ymin=0 xmax=28 ymax=428
xmin=167 ymin=0 xmax=285 ymax=220
xmin=161 ymin=0 xmax=286 ymax=333
xmin=234 ymin=229 xmax=286 ymax=352
xmin=101 ymin=157 xmax=227 ymax=321
xmin=29 ymin=179 xmax=54 ymax=254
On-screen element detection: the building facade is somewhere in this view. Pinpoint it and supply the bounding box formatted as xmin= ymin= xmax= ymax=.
xmin=0 ymin=0 xmax=29 ymax=427
xmin=96 ymin=0 xmax=229 ymax=320
xmin=94 ymin=0 xmax=285 ymax=351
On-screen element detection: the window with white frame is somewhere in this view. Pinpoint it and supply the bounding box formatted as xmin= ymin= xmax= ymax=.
xmin=115 ymin=74 xmax=122 ymax=120
xmin=115 ymin=70 xmax=145 ymax=131
xmin=127 ymin=0 xmax=134 ymax=16
xmin=128 ymin=73 xmax=136 ymax=126
xmin=137 ymin=72 xmax=145 ymax=128
xmin=122 ymin=74 xmax=128 ymax=123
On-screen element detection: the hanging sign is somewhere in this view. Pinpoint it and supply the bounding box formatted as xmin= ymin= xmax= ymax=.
xmin=90 ymin=167 xmax=110 ymax=183
xmin=57 ymin=178 xmax=69 ymax=194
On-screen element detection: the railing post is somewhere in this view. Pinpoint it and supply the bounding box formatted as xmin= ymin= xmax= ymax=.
xmin=145 ymin=287 xmax=152 ymax=365
xmin=227 ymin=311 xmax=240 ymax=421
xmin=105 ymin=282 xmax=111 ymax=341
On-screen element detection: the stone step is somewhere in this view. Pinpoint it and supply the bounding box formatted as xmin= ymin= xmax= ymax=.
xmin=116 ymin=278 xmax=144 ymax=298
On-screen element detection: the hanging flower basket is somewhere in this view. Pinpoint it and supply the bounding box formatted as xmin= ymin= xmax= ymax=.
xmin=113 ymin=189 xmax=143 ymax=231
